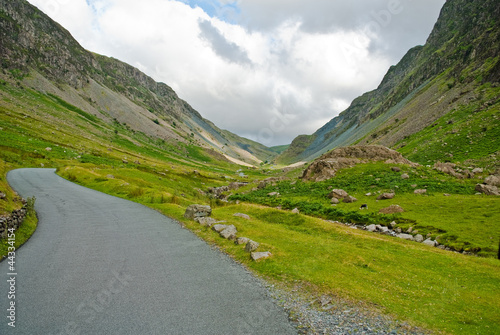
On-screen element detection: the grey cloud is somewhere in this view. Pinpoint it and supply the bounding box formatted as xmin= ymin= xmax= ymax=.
xmin=198 ymin=19 xmax=252 ymax=65
xmin=238 ymin=0 xmax=445 ymax=64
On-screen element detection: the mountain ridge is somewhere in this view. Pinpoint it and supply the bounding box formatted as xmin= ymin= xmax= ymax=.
xmin=278 ymin=0 xmax=500 ymax=168
xmin=0 ymin=0 xmax=275 ymax=166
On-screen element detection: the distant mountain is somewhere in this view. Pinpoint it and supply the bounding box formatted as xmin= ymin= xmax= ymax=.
xmin=0 ymin=0 xmax=275 ymax=166
xmin=278 ymin=0 xmax=500 ymax=168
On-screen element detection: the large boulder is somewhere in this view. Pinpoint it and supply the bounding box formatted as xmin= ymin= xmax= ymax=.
xmin=184 ymin=205 xmax=212 ymax=220
xmin=328 ymin=189 xmax=348 ymax=199
xmin=475 ymin=184 xmax=500 ymax=196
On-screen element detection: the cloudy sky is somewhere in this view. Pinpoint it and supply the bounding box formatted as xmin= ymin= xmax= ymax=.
xmin=28 ymin=0 xmax=445 ymax=146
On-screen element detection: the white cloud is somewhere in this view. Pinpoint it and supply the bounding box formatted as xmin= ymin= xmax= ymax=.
xmin=27 ymin=0 xmax=445 ymax=146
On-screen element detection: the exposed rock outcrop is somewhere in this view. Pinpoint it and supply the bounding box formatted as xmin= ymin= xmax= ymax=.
xmin=302 ymin=146 xmax=415 ymax=182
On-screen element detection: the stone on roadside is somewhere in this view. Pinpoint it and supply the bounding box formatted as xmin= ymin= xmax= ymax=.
xmin=251 ymin=251 xmax=272 ymax=261
xmin=245 ymin=240 xmax=260 ymax=252
xmin=219 ymin=225 xmax=238 ymax=240
xmin=377 ymin=193 xmax=395 ymax=200
xmin=184 ymin=204 xmax=212 ymax=219
xmin=328 ymin=189 xmax=348 ymax=199
xmin=235 ymin=237 xmax=250 ymax=245
xmin=195 ymin=217 xmax=217 ymax=227
xmin=379 ymin=205 xmax=404 ymax=214
xmin=212 ymin=224 xmax=229 ymax=233
xmin=414 ymin=234 xmax=424 ymax=243
xmin=397 ymin=233 xmax=414 ymax=241
xmin=233 ymin=213 xmax=250 ymax=220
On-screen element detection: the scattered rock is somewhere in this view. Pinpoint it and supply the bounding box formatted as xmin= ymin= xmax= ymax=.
xmin=390 ymin=221 xmax=397 ymax=228
xmin=291 ymin=208 xmax=300 ymax=214
xmin=233 ymin=213 xmax=250 ymax=220
xmin=106 ymin=174 xmax=115 ymax=179
xmin=330 ymin=197 xmax=340 ymax=204
xmin=397 ymin=233 xmax=414 ymax=241
xmin=396 ymin=227 xmax=402 ymax=233
xmin=472 ymin=168 xmax=483 ymax=174
xmin=365 ymin=192 xmax=372 ymax=196
xmin=407 ymin=227 xmax=413 ymax=233
xmin=235 ymin=237 xmax=250 ymax=245
xmin=392 ymin=167 xmax=401 ymax=172
xmin=422 ymin=239 xmax=438 ymax=247
xmin=366 ymin=224 xmax=377 ymax=232
xmin=379 ymin=205 xmax=404 ymax=214
xmin=414 ymin=189 xmax=427 ymax=195
xmin=220 ymin=225 xmax=237 ymax=240
xmin=267 ymin=192 xmax=280 ymax=197
xmin=475 ymin=184 xmax=500 ymax=196
xmin=45 ymin=147 xmax=52 ymax=151
xmin=444 ymin=193 xmax=451 ymax=196
xmin=245 ymin=240 xmax=260 ymax=252
xmin=212 ymin=224 xmax=229 ymax=233
xmin=485 ymin=175 xmax=500 ymax=186
xmin=0 ymin=192 xmax=6 ymax=200
xmin=184 ymin=204 xmax=212 ymax=220
xmin=401 ymin=173 xmax=409 ymax=179
xmin=411 ymin=184 xmax=418 ymax=188
xmin=195 ymin=217 xmax=217 ymax=227
xmin=343 ymin=195 xmax=358 ymax=203
xmin=414 ymin=234 xmax=424 ymax=243
xmin=328 ymin=189 xmax=348 ymax=199
xmin=251 ymin=251 xmax=272 ymax=261
xmin=377 ymin=193 xmax=395 ymax=200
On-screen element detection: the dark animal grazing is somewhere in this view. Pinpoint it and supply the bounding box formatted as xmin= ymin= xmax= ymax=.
xmin=360 ymin=204 xmax=368 ymax=210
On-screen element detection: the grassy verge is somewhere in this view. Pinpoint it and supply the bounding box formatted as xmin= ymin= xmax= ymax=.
xmin=56 ymin=165 xmax=500 ymax=335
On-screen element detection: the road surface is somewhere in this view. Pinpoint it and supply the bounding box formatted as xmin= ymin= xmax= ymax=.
xmin=0 ymin=168 xmax=296 ymax=335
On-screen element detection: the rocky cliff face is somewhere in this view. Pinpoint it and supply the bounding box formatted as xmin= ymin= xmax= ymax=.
xmin=0 ymin=0 xmax=275 ymax=165
xmin=278 ymin=0 xmax=500 ymax=167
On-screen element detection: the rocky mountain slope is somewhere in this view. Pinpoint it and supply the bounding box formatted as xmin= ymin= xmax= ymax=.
xmin=0 ymin=0 xmax=275 ymax=166
xmin=278 ymin=0 xmax=500 ymax=168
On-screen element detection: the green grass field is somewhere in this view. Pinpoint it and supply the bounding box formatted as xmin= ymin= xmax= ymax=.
xmin=1 ymin=76 xmax=500 ymax=334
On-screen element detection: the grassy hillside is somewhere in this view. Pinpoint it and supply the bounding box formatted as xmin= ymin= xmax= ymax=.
xmin=2 ymin=73 xmax=500 ymax=334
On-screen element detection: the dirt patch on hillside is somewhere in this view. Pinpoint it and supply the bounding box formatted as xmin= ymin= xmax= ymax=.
xmin=302 ymin=145 xmax=416 ymax=182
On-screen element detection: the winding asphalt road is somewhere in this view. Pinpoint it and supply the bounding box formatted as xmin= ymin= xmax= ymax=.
xmin=0 ymin=169 xmax=296 ymax=335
